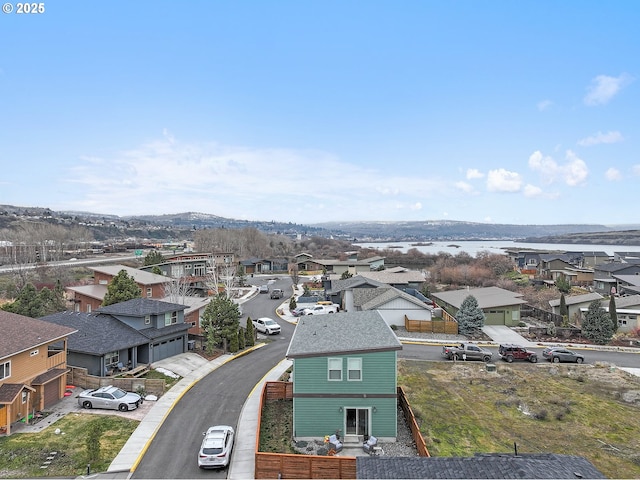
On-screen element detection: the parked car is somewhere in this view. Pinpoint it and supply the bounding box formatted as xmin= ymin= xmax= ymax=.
xmin=270 ymin=288 xmax=284 ymax=299
xmin=77 ymin=385 xmax=143 ymax=411
xmin=258 ymin=285 xmax=269 ymax=293
xmin=253 ymin=317 xmax=281 ymax=335
xmin=542 ymin=347 xmax=585 ymax=363
xmin=291 ymin=305 xmax=308 ymax=317
xmin=442 ymin=343 xmax=493 ymax=362
xmin=498 ymin=344 xmax=538 ymax=363
xmin=198 ymin=425 xmax=235 ymax=469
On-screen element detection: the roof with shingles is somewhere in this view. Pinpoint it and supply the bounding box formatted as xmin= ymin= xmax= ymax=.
xmin=0 ymin=383 xmax=27 ymax=404
xmin=356 ymin=454 xmax=607 ymax=479
xmin=595 ymin=262 xmax=640 ymax=273
xmin=89 ymin=265 xmax=170 ymax=285
xmin=549 ymin=292 xmax=603 ymax=307
xmin=358 ymin=269 xmax=425 ymax=285
xmin=286 ymin=310 xmax=402 ymax=359
xmin=96 ymin=298 xmax=187 ymax=316
xmin=613 ymin=274 xmax=640 ymax=287
xmin=138 ymin=322 xmax=191 ymax=340
xmin=432 ymin=287 xmax=527 ymax=310
xmin=39 ymin=311 xmax=150 ymax=355
xmin=0 ymin=311 xmax=77 ymax=360
xmin=327 ymin=275 xmax=386 ymax=295
xmin=353 ymin=287 xmax=431 ymax=311
xmin=66 ymin=284 xmax=108 ymax=299
xmin=603 ymin=294 xmax=640 ymax=309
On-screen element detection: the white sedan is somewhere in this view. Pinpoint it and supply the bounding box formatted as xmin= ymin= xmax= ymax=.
xmin=198 ymin=425 xmax=235 ymax=469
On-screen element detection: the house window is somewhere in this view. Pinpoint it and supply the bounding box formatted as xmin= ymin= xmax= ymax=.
xmin=146 ymin=287 xmax=153 ymax=298
xmin=347 ymin=358 xmax=362 ymax=381
xmin=328 ymin=358 xmax=342 ymax=381
xmin=0 ymin=361 xmax=10 ymax=380
xmin=105 ymin=351 xmax=119 ymax=366
xmin=86 ymin=304 xmax=92 ymax=313
xmin=165 ymin=311 xmax=178 ymax=326
xmin=30 ymin=349 xmax=39 ymax=357
xmin=21 ymin=391 xmax=27 ymax=404
xmin=145 ymin=315 xmax=151 ymax=325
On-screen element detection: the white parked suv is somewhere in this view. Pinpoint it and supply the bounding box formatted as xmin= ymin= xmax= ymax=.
xmin=253 ymin=317 xmax=281 ymax=335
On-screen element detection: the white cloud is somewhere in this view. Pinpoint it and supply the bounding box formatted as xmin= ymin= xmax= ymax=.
xmin=632 ymin=165 xmax=640 ymax=176
xmin=537 ymin=100 xmax=553 ymax=111
xmin=577 ymin=131 xmax=623 ymax=146
xmin=523 ymin=184 xmax=543 ymax=197
xmin=466 ymin=168 xmax=484 ymax=179
xmin=486 ymin=169 xmax=522 ymax=192
xmin=605 ymin=168 xmax=622 ymax=181
xmin=528 ymin=150 xmax=588 ymax=186
xmin=455 ymin=181 xmax=475 ymax=193
xmin=584 ymin=74 xmax=631 ymax=106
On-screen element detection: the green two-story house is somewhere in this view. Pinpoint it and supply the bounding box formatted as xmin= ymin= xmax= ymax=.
xmin=286 ymin=310 xmax=402 ymax=442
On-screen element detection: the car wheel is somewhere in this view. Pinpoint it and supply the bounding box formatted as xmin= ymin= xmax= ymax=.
xmin=576 ymin=357 xmax=584 ymax=364
xmin=553 ymin=357 xmax=560 ymax=363
xmin=118 ymin=404 xmax=128 ymax=412
xmin=82 ymin=401 xmax=92 ymax=409
xmin=506 ymin=355 xmax=514 ymax=363
xmin=530 ymin=356 xmax=538 ymax=363
xmin=452 ymin=354 xmax=459 ymax=361
xmin=482 ymin=355 xmax=491 ymax=363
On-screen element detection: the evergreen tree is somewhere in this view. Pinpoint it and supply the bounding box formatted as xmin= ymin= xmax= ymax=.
xmin=238 ymin=326 xmax=246 ymax=350
xmin=455 ymin=295 xmax=485 ymax=336
xmin=144 ymin=250 xmax=165 ymax=266
xmin=236 ymin=265 xmax=247 ymax=287
xmin=245 ymin=317 xmax=255 ymax=347
xmin=200 ymin=294 xmax=241 ymax=352
xmin=556 ymin=277 xmax=571 ymax=293
xmin=289 ymin=297 xmax=297 ymax=312
xmin=151 ymin=265 xmax=163 ymax=275
xmin=559 ymin=293 xmax=568 ymax=319
xmin=229 ymin=329 xmax=239 ymax=353
xmin=1 ymin=283 xmax=44 ymax=317
xmin=609 ymin=296 xmax=619 ymax=334
xmin=340 ymin=271 xmax=353 ymax=280
xmin=582 ymin=299 xmax=613 ymax=345
xmin=52 ymin=280 xmax=67 ymax=312
xmin=102 ymin=270 xmax=142 ymax=306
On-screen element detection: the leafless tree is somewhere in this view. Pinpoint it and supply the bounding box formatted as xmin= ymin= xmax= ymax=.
xmin=163 ymin=275 xmax=194 ymax=304
xmin=289 ymin=263 xmax=300 ymax=290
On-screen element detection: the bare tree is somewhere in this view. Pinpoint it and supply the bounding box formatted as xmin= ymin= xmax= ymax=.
xmin=289 ymin=263 xmax=300 ymax=290
xmin=163 ymin=275 xmax=194 ymax=304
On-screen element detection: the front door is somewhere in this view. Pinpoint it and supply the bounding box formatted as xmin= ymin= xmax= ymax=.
xmin=345 ymin=408 xmax=369 ymax=436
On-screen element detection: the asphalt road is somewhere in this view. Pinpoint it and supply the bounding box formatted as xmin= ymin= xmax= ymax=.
xmin=132 ymin=276 xmax=295 ymax=479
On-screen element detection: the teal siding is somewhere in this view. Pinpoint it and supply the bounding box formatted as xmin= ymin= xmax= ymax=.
xmin=293 ymin=351 xmax=396 ymax=394
xmin=293 ymin=397 xmax=397 ymax=438
xmin=292 ymin=350 xmax=398 ymax=438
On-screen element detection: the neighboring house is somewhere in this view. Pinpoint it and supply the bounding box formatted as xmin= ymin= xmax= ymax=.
xmin=599 ymin=294 xmax=640 ymax=333
xmin=286 ymin=311 xmax=402 ymax=442
xmin=593 ymin=262 xmax=640 ymax=295
xmin=68 ymin=265 xmax=172 ymax=313
xmin=358 ymin=266 xmax=425 ymax=290
xmin=356 ymin=453 xmax=605 ymax=479
xmin=549 ymin=292 xmax=604 ymax=323
xmin=431 ymin=287 xmax=527 ymax=326
xmin=168 ymin=295 xmax=211 ymax=335
xmin=613 ymin=251 xmax=640 ymax=263
xmin=349 ymin=287 xmax=433 ymax=327
xmin=326 ymin=275 xmax=387 ymax=307
xmin=613 ymin=274 xmax=640 ymax=296
xmin=41 ymin=298 xmax=190 ymax=376
xmin=573 ymin=251 xmax=610 ymax=269
xmin=537 ymin=254 xmax=576 ymax=280
xmin=0 ymin=311 xmax=76 ymax=436
xmin=240 ymin=257 xmax=275 ymax=274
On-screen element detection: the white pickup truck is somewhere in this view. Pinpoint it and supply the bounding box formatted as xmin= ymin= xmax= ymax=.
xmin=302 ymin=303 xmax=340 ymax=315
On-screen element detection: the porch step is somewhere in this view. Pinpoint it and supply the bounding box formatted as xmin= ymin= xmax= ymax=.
xmin=343 ymin=435 xmax=361 ymax=445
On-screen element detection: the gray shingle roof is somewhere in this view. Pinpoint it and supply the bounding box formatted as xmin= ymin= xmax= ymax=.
xmin=549 ymin=293 xmax=603 ymax=307
xmin=356 ymin=454 xmax=606 ymax=479
xmin=89 ymin=265 xmax=170 ymax=285
xmin=0 ymin=311 xmax=77 ymax=360
xmin=327 ymin=275 xmax=386 ymax=295
xmin=97 ymin=298 xmax=187 ymax=316
xmin=358 ymin=269 xmax=426 ymax=285
xmin=40 ymin=311 xmax=149 ymax=355
xmin=432 ymin=287 xmax=527 ymax=310
xmin=286 ymin=310 xmax=402 ymax=358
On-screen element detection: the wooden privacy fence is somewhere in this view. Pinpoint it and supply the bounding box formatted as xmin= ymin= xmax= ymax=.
xmin=66 ymin=366 xmax=166 ymax=397
xmin=521 ymin=304 xmax=564 ymax=326
xmin=405 ymin=314 xmax=458 ymax=334
xmin=254 ymin=382 xmax=429 ymax=479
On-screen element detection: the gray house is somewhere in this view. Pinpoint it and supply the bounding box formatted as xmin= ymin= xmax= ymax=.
xmin=41 ymin=298 xmax=190 ymax=376
xmin=549 ymin=292 xmax=604 ymax=323
xmin=432 ymin=287 xmax=527 ymax=326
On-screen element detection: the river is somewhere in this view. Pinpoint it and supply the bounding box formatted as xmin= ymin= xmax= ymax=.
xmin=354 ymin=240 xmax=640 ymax=258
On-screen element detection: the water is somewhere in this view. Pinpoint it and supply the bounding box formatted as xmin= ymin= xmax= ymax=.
xmin=354 ymin=240 xmax=640 ymax=258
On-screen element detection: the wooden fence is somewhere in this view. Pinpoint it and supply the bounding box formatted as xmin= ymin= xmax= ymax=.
xmin=254 ymin=382 xmax=429 ymax=479
xmin=405 ymin=314 xmax=458 ymax=334
xmin=521 ymin=304 xmax=564 ymax=326
xmin=66 ymin=366 xmax=166 ymax=397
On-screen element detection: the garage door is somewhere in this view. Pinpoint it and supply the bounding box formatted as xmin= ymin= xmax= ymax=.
xmin=43 ymin=379 xmax=60 ymax=408
xmin=153 ymin=336 xmax=184 ymax=361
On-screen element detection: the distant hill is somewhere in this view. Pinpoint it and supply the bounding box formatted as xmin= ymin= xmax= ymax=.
xmin=523 ymin=229 xmax=640 ymax=246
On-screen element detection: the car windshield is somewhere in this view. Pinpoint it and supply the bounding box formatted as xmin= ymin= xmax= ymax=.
xmin=202 ymin=433 xmax=225 ymax=454
xmin=111 ymin=388 xmax=127 ymax=399
xmin=264 ymin=320 xmax=276 ymax=326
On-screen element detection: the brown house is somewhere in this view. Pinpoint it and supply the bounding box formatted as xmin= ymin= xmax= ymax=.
xmin=0 ymin=311 xmax=76 ymax=436
xmin=67 ymin=265 xmax=171 ymax=313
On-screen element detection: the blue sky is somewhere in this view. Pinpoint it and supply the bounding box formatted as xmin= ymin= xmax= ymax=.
xmin=1 ymin=1 xmax=638 ymax=226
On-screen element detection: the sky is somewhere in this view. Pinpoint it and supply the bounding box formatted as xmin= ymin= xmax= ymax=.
xmin=1 ymin=1 xmax=639 ymax=226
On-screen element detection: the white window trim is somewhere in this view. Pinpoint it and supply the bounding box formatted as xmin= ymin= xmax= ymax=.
xmin=145 ymin=315 xmax=151 ymax=325
xmin=0 ymin=361 xmax=10 ymax=380
xmin=328 ymin=357 xmax=342 ymax=381
xmin=347 ymin=357 xmax=362 ymax=381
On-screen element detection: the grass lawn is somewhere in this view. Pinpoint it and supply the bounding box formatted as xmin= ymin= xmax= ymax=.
xmin=0 ymin=414 xmax=139 ymax=478
xmin=399 ymin=360 xmax=640 ymax=479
